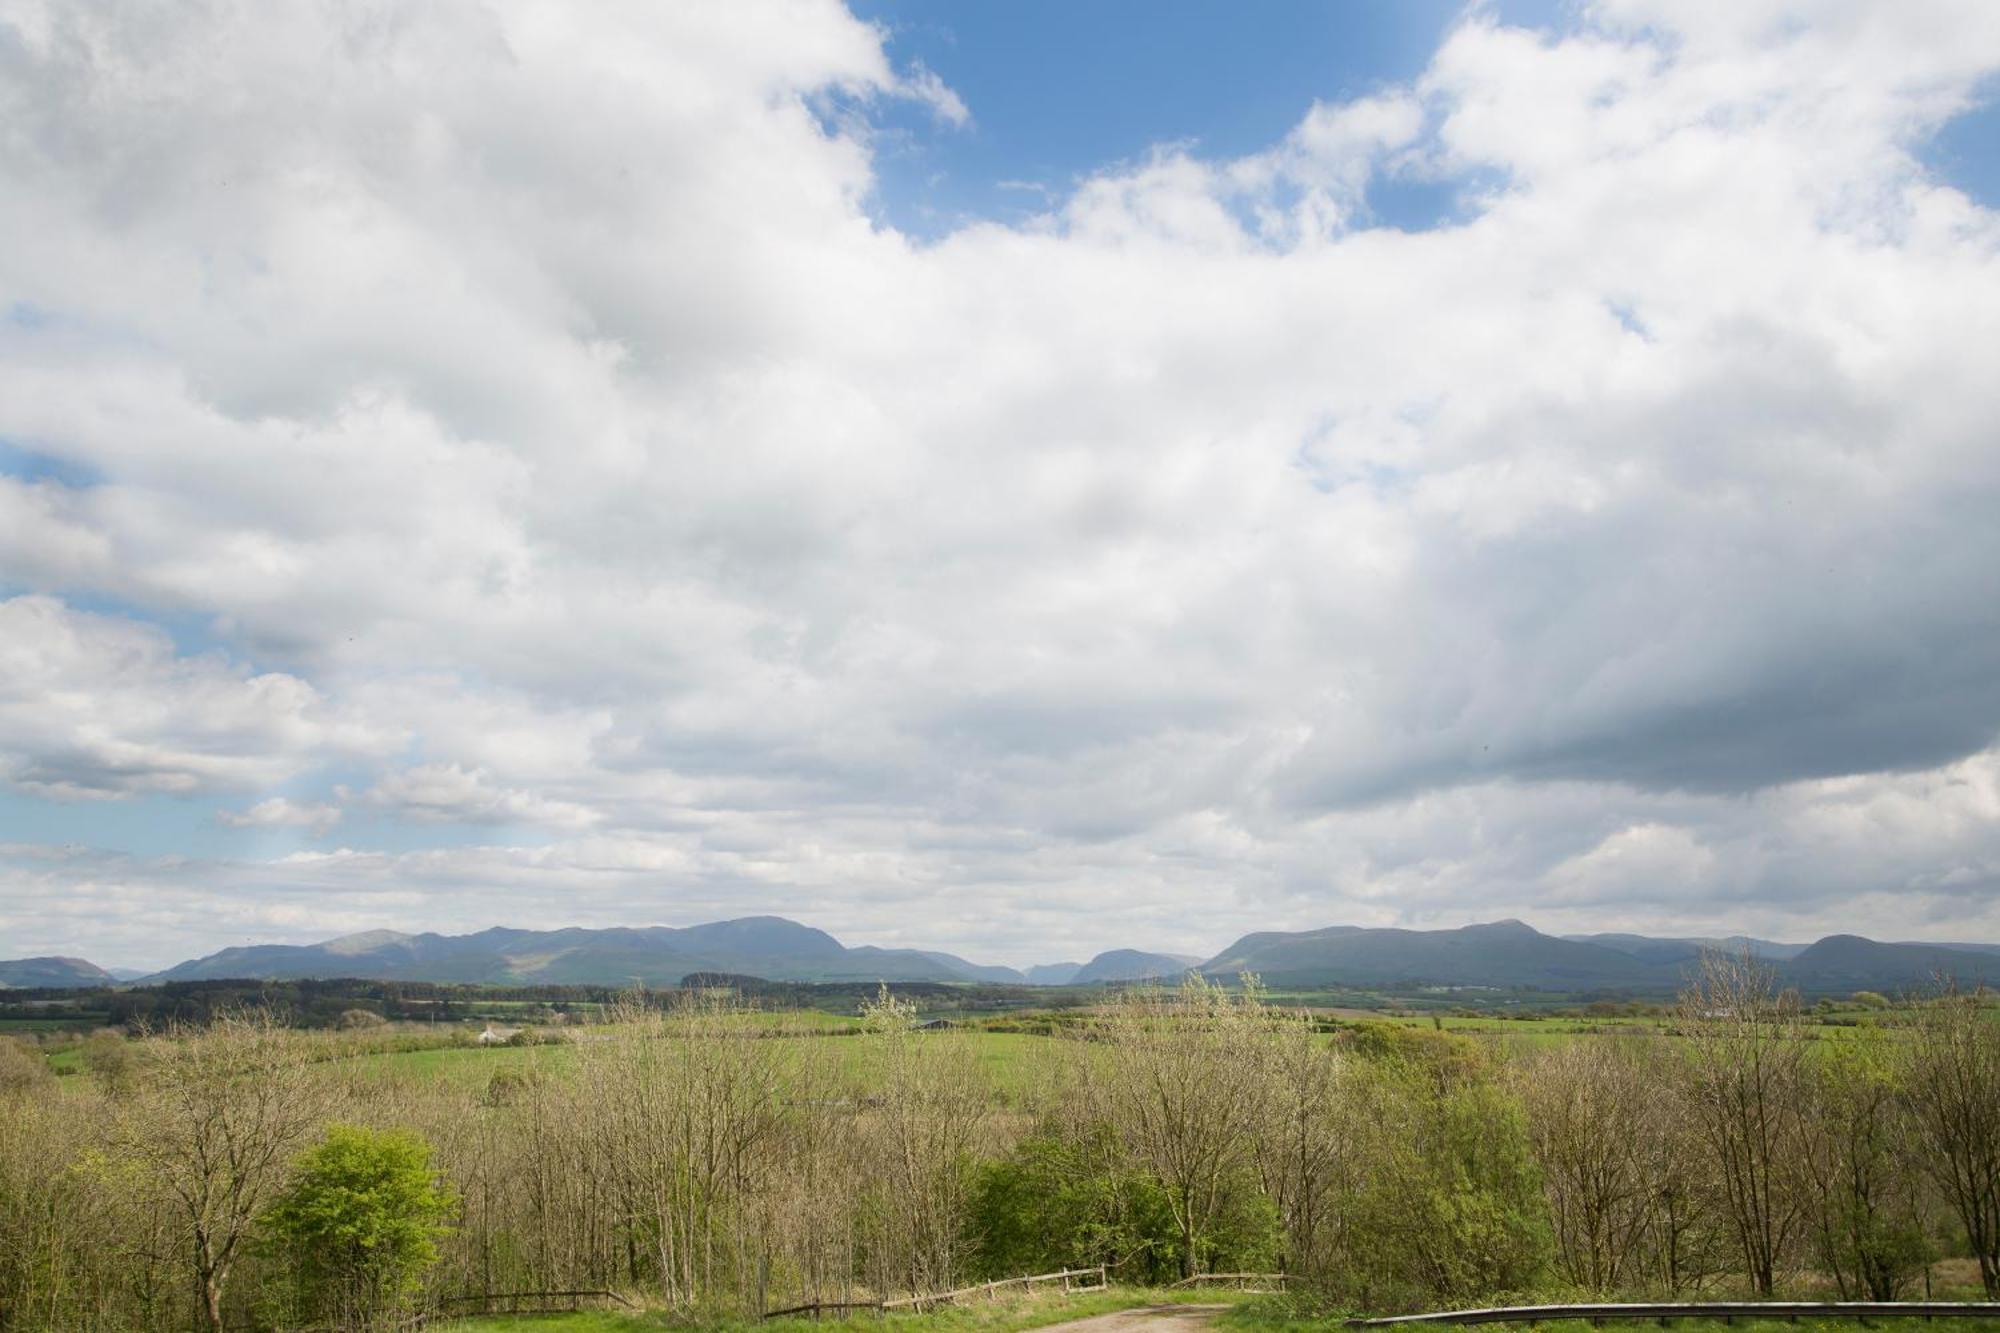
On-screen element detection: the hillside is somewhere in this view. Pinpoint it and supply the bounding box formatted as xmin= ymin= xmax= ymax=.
xmin=0 ymin=956 xmax=117 ymax=989
xmin=1565 ymin=933 xmax=1808 ymax=964
xmin=1202 ymin=920 xmax=2000 ymax=994
xmin=1068 ymin=949 xmax=1202 ymax=984
xmin=64 ymin=916 xmax=2000 ymax=994
xmin=144 ymin=916 xmax=1035 ymax=987
xmin=1779 ymin=935 xmax=2000 ymax=991
xmin=1201 ymin=920 xmax=1669 ymax=989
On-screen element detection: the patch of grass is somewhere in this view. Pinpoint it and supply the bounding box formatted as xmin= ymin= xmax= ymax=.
xmin=1215 ymin=1296 xmax=2000 ymax=1333
xmin=333 ymin=1027 xmax=1066 ymax=1098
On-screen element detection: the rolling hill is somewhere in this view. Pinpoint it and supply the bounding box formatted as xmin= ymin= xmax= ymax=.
xmin=1200 ymin=920 xmax=1669 ymax=989
xmin=1780 ymin=935 xmax=2000 ymax=991
xmin=1068 ymin=949 xmax=1204 ymax=984
xmin=1564 ymin=933 xmax=1808 ymax=964
xmin=0 ymin=956 xmax=118 ymax=989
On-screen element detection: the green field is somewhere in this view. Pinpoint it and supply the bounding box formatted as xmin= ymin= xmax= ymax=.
xmin=24 ymin=996 xmax=1955 ymax=1091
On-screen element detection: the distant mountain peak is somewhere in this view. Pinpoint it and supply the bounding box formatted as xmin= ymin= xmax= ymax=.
xmin=320 ymin=929 xmax=414 ymax=954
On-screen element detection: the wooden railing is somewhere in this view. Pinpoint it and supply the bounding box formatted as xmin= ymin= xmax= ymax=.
xmin=765 ymin=1266 xmax=1109 ymax=1319
xmin=434 ymin=1288 xmax=637 ymax=1316
xmin=1346 ymin=1303 xmax=2000 ymax=1328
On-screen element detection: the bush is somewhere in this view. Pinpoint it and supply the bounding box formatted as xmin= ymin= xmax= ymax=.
xmin=258 ymin=1124 xmax=457 ymax=1330
xmin=1339 ymin=1056 xmax=1552 ymax=1307
xmin=80 ymin=1029 xmax=140 ymax=1096
xmin=482 ymin=1066 xmax=540 ymax=1108
xmin=972 ymin=1127 xmax=1178 ymax=1282
xmin=0 ymin=1037 xmax=52 ymax=1097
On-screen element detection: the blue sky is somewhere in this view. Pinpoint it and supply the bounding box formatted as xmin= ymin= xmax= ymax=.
xmin=4 ymin=0 xmax=2000 ymax=969
xmin=855 ymin=0 xmax=1479 ymax=234
xmin=853 ymin=1 xmax=1998 ymax=234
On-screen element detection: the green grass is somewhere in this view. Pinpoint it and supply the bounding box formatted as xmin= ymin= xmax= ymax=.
xmin=438 ymin=1284 xmax=1237 ymax=1333
xmin=48 ymin=999 xmax=1967 ymax=1093
xmin=331 ymin=1026 xmax=1066 ymax=1097
xmin=222 ymin=1008 xmax=1923 ymax=1101
xmin=1215 ymin=1293 xmax=2000 ymax=1333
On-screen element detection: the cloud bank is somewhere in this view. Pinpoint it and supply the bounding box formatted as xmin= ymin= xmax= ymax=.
xmin=2 ymin=0 xmax=1998 ymax=967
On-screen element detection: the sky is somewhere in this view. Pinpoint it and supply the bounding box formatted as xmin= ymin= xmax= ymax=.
xmin=2 ymin=0 xmax=2000 ymax=972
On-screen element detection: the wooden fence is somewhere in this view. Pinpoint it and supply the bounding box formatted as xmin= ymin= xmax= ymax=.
xmin=765 ymin=1266 xmax=1109 ymax=1319
xmin=1170 ymin=1273 xmax=1292 ymax=1292
xmin=433 ymin=1288 xmax=637 ymax=1317
xmin=1346 ymin=1303 xmax=2000 ymax=1328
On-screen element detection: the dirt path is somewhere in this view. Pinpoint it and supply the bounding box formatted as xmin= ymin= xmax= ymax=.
xmin=1036 ymin=1304 xmax=1233 ymax=1333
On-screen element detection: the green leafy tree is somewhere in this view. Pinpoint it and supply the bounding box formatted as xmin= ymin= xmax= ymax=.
xmin=971 ymin=1128 xmax=1179 ymax=1281
xmin=259 ymin=1124 xmax=457 ymax=1329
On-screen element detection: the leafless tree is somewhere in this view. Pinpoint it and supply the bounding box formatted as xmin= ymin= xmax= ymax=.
xmin=1093 ymin=975 xmax=1268 ymax=1279
xmin=1675 ymin=950 xmax=1807 ymax=1295
xmin=1247 ymin=1005 xmax=1354 ymax=1281
xmin=855 ymin=985 xmax=991 ymax=1297
xmin=115 ymin=1012 xmax=320 ymax=1332
xmin=1796 ymin=1027 xmax=1928 ymax=1299
xmin=1901 ymin=984 xmax=2000 ymax=1295
xmin=1518 ymin=1038 xmax=1665 ymax=1293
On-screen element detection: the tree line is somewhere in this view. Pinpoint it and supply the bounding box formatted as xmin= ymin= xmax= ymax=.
xmin=0 ymin=952 xmax=1996 ymax=1331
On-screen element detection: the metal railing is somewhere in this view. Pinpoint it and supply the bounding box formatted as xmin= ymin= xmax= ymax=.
xmin=1347 ymin=1303 xmax=2000 ymax=1328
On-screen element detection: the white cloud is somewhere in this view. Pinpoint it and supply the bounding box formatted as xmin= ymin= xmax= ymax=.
xmin=900 ymin=60 xmax=971 ymax=129
xmin=355 ymin=763 xmax=600 ymax=831
xmin=0 ymin=596 xmax=390 ymax=799
xmin=216 ymin=796 xmax=342 ymax=836
xmin=1 ymin=0 xmax=1998 ymax=962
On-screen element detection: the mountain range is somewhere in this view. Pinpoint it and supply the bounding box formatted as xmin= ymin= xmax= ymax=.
xmin=5 ymin=917 xmax=1997 ymax=995
xmin=32 ymin=918 xmax=1201 ymax=991
xmin=1202 ymin=920 xmax=2000 ymax=993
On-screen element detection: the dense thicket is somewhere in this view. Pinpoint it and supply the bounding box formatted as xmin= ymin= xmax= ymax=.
xmin=1 ymin=964 xmax=1996 ymax=1331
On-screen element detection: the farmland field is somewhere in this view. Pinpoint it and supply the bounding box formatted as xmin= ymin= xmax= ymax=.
xmin=14 ymin=989 xmax=1963 ymax=1092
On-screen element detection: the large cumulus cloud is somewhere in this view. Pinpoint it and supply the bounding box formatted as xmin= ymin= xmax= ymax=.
xmin=2 ymin=0 xmax=1999 ymax=967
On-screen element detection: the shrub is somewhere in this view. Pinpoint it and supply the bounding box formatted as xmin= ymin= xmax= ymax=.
xmin=259 ymin=1124 xmax=457 ymax=1330
xmin=81 ymin=1029 xmax=141 ymax=1096
xmin=0 ymin=1037 xmax=52 ymax=1098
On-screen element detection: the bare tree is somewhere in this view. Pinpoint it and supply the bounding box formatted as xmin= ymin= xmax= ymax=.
xmin=1901 ymin=985 xmax=2000 ymax=1295
xmin=116 ymin=1012 xmax=320 ymax=1332
xmin=1094 ymin=975 xmax=1268 ymax=1279
xmin=856 ymin=985 xmax=990 ymax=1298
xmin=575 ymin=990 xmax=792 ymax=1307
xmin=1518 ymin=1038 xmax=1664 ymax=1294
xmin=1796 ymin=1028 xmax=1928 ymax=1299
xmin=1675 ymin=950 xmax=1806 ymax=1295
xmin=1636 ymin=1074 xmax=1730 ymax=1296
xmin=1247 ymin=1005 xmax=1353 ymax=1281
